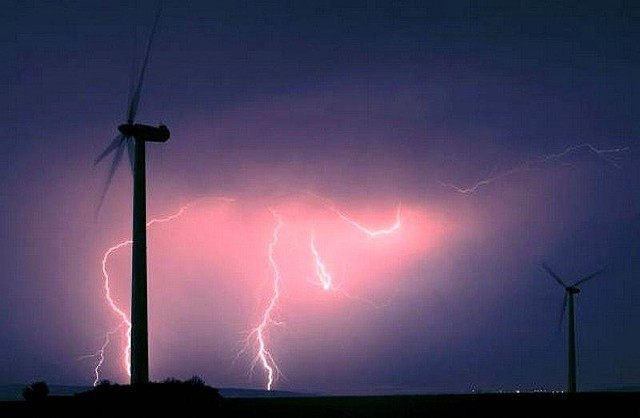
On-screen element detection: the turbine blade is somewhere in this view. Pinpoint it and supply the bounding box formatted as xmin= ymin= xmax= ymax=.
xmin=558 ymin=293 xmax=568 ymax=332
xmin=95 ymin=141 xmax=127 ymax=216
xmin=126 ymin=137 xmax=135 ymax=172
xmin=542 ymin=263 xmax=567 ymax=287
xmin=573 ymin=267 xmax=606 ymax=287
xmin=126 ymin=29 xmax=139 ymax=121
xmin=127 ymin=5 xmax=162 ymax=124
xmin=94 ymin=134 xmax=125 ymax=166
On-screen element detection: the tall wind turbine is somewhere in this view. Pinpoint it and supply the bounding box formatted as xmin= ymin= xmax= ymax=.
xmin=95 ymin=8 xmax=168 ymax=385
xmin=542 ymin=263 xmax=605 ymax=393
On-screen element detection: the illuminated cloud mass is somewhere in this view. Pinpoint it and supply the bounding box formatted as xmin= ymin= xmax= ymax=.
xmin=3 ymin=1 xmax=639 ymax=394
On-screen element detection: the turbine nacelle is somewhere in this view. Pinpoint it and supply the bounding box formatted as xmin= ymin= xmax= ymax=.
xmin=566 ymin=286 xmax=580 ymax=295
xmin=118 ymin=123 xmax=170 ymax=143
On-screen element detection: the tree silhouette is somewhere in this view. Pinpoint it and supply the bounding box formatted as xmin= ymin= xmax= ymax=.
xmin=22 ymin=381 xmax=49 ymax=402
xmin=186 ymin=376 xmax=206 ymax=387
xmin=97 ymin=379 xmax=112 ymax=387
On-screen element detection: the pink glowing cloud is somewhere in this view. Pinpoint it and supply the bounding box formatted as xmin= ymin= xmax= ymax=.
xmin=90 ymin=193 xmax=456 ymax=388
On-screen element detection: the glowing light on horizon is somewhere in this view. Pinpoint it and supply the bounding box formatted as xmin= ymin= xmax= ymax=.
xmin=91 ymin=196 xmax=406 ymax=390
xmin=441 ymin=143 xmax=630 ymax=194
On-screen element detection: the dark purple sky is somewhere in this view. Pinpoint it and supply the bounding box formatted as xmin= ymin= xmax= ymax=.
xmin=3 ymin=1 xmax=639 ymax=393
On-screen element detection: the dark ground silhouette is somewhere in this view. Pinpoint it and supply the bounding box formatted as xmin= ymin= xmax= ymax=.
xmin=2 ymin=383 xmax=638 ymax=418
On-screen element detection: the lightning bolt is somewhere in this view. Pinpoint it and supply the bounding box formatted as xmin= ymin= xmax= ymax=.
xmin=310 ymin=232 xmax=332 ymax=291
xmin=93 ymin=204 xmax=193 ymax=384
xmin=247 ymin=202 xmax=403 ymax=391
xmin=441 ymin=143 xmax=630 ymax=194
xmin=309 ymin=232 xmax=387 ymax=308
xmin=309 ymin=204 xmax=402 ymax=298
xmin=308 ymin=191 xmax=402 ymax=237
xmin=248 ymin=210 xmax=284 ymax=391
xmin=91 ymin=326 xmax=123 ymax=386
xmin=335 ymin=205 xmax=402 ymax=237
xmin=252 ymin=203 xmax=402 ymax=389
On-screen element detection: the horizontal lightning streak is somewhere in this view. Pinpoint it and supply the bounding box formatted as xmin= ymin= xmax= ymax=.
xmin=441 ymin=143 xmax=630 ymax=194
xmin=335 ymin=205 xmax=402 ymax=237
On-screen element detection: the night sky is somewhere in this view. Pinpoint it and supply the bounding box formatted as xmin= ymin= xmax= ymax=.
xmin=3 ymin=1 xmax=639 ymax=394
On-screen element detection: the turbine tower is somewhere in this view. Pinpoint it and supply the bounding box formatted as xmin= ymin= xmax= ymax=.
xmin=542 ymin=263 xmax=605 ymax=393
xmin=95 ymin=8 xmax=167 ymax=385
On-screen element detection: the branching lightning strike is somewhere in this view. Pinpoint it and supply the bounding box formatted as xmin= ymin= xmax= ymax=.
xmin=92 ymin=204 xmax=192 ymax=384
xmin=90 ymin=326 xmax=123 ymax=386
xmin=246 ymin=202 xmax=403 ymax=390
xmin=249 ymin=211 xmax=284 ymax=390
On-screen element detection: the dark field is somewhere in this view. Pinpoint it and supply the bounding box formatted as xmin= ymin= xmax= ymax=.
xmin=1 ymin=392 xmax=638 ymax=417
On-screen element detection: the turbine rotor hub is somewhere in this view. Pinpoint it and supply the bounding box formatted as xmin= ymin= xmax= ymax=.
xmin=118 ymin=123 xmax=135 ymax=137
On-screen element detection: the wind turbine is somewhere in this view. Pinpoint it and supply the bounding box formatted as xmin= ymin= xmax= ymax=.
xmin=542 ymin=263 xmax=605 ymax=393
xmin=95 ymin=8 xmax=168 ymax=385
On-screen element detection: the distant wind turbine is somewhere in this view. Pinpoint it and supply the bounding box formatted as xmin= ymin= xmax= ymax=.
xmin=542 ymin=263 xmax=605 ymax=393
xmin=94 ymin=7 xmax=168 ymax=385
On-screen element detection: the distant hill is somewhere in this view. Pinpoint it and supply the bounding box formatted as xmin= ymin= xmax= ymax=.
xmin=598 ymin=385 xmax=640 ymax=392
xmin=218 ymin=387 xmax=312 ymax=398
